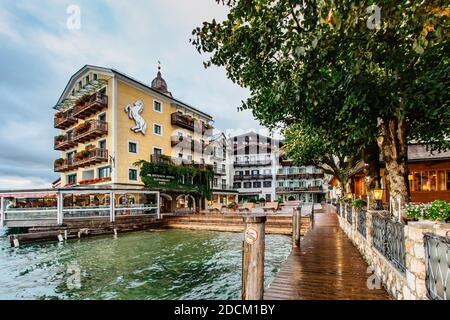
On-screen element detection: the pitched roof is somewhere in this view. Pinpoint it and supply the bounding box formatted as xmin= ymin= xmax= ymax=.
xmin=55 ymin=65 xmax=213 ymax=119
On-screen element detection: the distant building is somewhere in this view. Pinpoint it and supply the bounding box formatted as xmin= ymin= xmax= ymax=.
xmin=228 ymin=132 xmax=329 ymax=204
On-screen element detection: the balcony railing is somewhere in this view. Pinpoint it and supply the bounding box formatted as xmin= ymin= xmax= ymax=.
xmin=213 ymin=167 xmax=227 ymax=175
xmin=170 ymin=113 xmax=214 ymax=136
xmin=233 ymin=174 xmax=272 ymax=181
xmin=424 ymin=233 xmax=450 ymax=300
xmin=372 ymin=213 xmax=406 ymax=273
xmin=54 ymin=158 xmax=74 ymax=172
xmin=275 ymin=186 xmax=323 ymax=193
xmin=74 ymin=148 xmax=109 ymax=168
xmin=54 ymin=134 xmax=77 ymax=151
xmin=73 ymin=120 xmax=108 ymax=143
xmin=73 ymin=92 xmax=108 ymax=119
xmin=212 ymin=184 xmax=235 ymax=191
xmin=276 ymin=173 xmax=325 ymax=180
xmin=54 ymin=110 xmax=77 ymax=130
xmin=233 ymin=160 xmax=272 ymax=168
xmin=150 ymin=154 xmax=213 ymax=170
xmin=357 ymin=208 xmax=367 ymax=238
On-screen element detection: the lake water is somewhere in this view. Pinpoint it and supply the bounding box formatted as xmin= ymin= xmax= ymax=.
xmin=0 ymin=227 xmax=291 ymax=300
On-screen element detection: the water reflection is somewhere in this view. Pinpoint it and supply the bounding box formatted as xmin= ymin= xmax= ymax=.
xmin=0 ymin=229 xmax=290 ymax=300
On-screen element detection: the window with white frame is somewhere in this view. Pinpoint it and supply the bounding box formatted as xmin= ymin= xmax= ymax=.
xmin=67 ymin=174 xmax=77 ymax=185
xmin=153 ymin=147 xmax=163 ymax=155
xmin=153 ymin=100 xmax=162 ymax=112
xmin=128 ymin=141 xmax=138 ymax=154
xmin=98 ymin=166 xmax=111 ymax=179
xmin=153 ymin=123 xmax=162 ymax=135
xmin=129 ymin=169 xmax=138 ymax=181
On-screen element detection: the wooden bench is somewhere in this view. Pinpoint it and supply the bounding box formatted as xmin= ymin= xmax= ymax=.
xmin=262 ymin=202 xmax=280 ymax=213
xmin=237 ymin=203 xmax=255 ymax=213
xmin=207 ymin=204 xmax=224 ymax=213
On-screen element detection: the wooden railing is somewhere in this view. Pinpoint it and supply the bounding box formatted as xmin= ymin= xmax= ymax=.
xmin=54 ymin=158 xmax=74 ymax=172
xmin=74 ymin=148 xmax=108 ymax=167
xmin=233 ymin=160 xmax=272 ymax=167
xmin=276 ymin=186 xmax=323 ymax=192
xmin=73 ymin=120 xmax=108 ymax=143
xmin=54 ymin=133 xmax=77 ymax=151
xmin=276 ymin=173 xmax=324 ymax=180
xmin=54 ymin=110 xmax=77 ymax=129
xmin=233 ymin=174 xmax=272 ymax=181
xmin=73 ymin=92 xmax=108 ymax=119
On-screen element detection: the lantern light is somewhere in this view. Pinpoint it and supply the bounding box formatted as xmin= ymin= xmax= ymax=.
xmin=346 ymin=193 xmax=353 ymax=200
xmin=408 ymin=174 xmax=413 ymax=181
xmin=373 ymin=188 xmax=383 ymax=201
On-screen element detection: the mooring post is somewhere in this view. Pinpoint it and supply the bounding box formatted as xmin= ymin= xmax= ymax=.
xmin=292 ymin=207 xmax=301 ymax=248
xmin=241 ymin=215 xmax=266 ymax=300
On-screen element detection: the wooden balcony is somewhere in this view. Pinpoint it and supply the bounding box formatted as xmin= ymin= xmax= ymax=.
xmin=73 ymin=120 xmax=108 ymax=143
xmin=54 ymin=134 xmax=78 ymax=151
xmin=276 ymin=186 xmax=324 ymax=193
xmin=54 ymin=158 xmax=74 ymax=172
xmin=171 ymin=135 xmax=208 ymax=152
xmin=171 ymin=113 xmax=214 ymax=135
xmin=54 ymin=110 xmax=77 ymax=130
xmin=276 ymin=173 xmax=325 ymax=180
xmin=73 ymin=92 xmax=108 ymax=119
xmin=233 ymin=174 xmax=272 ymax=181
xmin=150 ymin=154 xmax=212 ymax=170
xmin=233 ymin=160 xmax=272 ymax=168
xmin=74 ymin=148 xmax=109 ymax=168
xmin=171 ymin=113 xmax=195 ymax=131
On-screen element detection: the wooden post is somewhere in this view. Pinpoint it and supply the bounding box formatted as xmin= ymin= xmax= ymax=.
xmin=241 ymin=215 xmax=266 ymax=300
xmin=57 ymin=192 xmax=63 ymax=225
xmin=292 ymin=207 xmax=301 ymax=248
xmin=0 ymin=197 xmax=5 ymax=227
xmin=110 ymin=191 xmax=115 ymax=223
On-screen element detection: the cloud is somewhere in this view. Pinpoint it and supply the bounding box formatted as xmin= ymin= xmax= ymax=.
xmin=0 ymin=0 xmax=269 ymax=189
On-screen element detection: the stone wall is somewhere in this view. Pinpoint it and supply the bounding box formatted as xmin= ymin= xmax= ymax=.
xmin=336 ymin=203 xmax=450 ymax=300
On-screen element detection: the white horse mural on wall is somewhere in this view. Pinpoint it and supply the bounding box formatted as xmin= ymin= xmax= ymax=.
xmin=125 ymin=100 xmax=147 ymax=135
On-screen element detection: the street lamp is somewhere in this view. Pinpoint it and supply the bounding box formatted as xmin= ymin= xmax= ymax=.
xmin=373 ymin=188 xmax=383 ymax=210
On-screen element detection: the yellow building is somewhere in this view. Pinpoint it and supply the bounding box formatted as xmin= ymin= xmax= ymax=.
xmin=53 ymin=65 xmax=216 ymax=212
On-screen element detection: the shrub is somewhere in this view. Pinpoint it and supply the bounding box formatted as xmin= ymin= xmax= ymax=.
xmin=288 ymin=196 xmax=296 ymax=201
xmin=228 ymin=202 xmax=236 ymax=209
xmin=428 ymin=200 xmax=450 ymax=221
xmin=352 ymin=198 xmax=366 ymax=208
xmin=406 ymin=201 xmax=450 ymax=222
xmin=259 ymin=197 xmax=266 ymax=203
xmin=276 ymin=197 xmax=284 ymax=204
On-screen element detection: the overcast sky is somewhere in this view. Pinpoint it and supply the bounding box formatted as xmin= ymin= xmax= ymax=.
xmin=0 ymin=0 xmax=277 ymax=189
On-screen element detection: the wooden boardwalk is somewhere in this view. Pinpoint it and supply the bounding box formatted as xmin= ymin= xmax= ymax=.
xmin=264 ymin=205 xmax=391 ymax=300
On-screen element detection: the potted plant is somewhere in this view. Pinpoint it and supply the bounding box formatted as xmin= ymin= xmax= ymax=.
xmin=74 ymin=121 xmax=91 ymax=134
xmin=352 ymin=198 xmax=366 ymax=209
xmin=55 ymin=135 xmax=65 ymax=143
xmin=427 ymin=200 xmax=450 ymax=222
xmin=228 ymin=201 xmax=237 ymax=211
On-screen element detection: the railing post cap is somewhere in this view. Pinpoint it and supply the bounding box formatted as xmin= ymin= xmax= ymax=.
xmin=243 ymin=215 xmax=267 ymax=223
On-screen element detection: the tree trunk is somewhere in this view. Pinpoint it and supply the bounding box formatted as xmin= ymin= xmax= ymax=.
xmin=377 ymin=114 xmax=410 ymax=217
xmin=363 ymin=144 xmax=381 ymax=209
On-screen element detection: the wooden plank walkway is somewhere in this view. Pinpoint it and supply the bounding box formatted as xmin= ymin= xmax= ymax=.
xmin=265 ymin=205 xmax=391 ymax=300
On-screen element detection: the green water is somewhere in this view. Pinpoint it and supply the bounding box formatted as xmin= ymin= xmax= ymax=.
xmin=0 ymin=227 xmax=291 ymax=300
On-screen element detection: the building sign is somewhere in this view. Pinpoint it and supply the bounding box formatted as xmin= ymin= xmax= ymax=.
xmin=244 ymin=227 xmax=259 ymax=245
xmin=146 ymin=173 xmax=176 ymax=186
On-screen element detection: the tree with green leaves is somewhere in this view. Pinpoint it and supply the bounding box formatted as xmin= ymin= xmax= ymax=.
xmin=283 ymin=123 xmax=360 ymax=196
xmin=192 ymin=0 xmax=450 ymax=207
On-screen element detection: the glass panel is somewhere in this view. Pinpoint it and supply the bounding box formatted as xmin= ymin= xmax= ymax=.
xmin=429 ymin=171 xmax=437 ymax=191
xmin=413 ymin=172 xmax=421 ymax=191
xmin=115 ymin=193 xmax=158 ymax=216
xmin=421 ymin=171 xmax=429 ymax=191
xmin=437 ymin=171 xmax=446 ymax=191
xmin=62 ymin=193 xmax=110 ymax=218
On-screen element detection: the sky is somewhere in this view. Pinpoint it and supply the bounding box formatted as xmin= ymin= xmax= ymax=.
xmin=0 ymin=0 xmax=275 ymax=189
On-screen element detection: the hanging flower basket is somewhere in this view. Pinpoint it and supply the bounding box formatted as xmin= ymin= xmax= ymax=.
xmin=74 ymin=122 xmax=91 ymax=134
